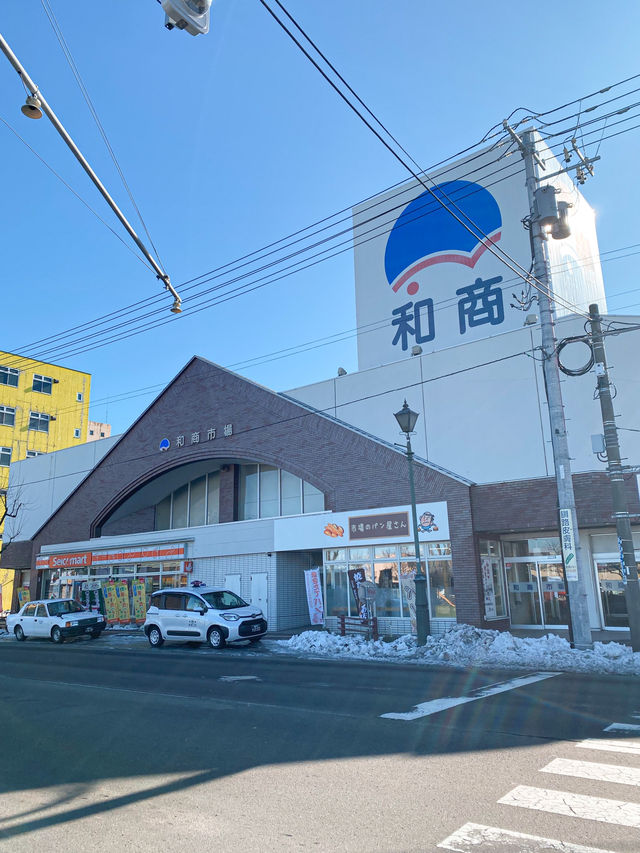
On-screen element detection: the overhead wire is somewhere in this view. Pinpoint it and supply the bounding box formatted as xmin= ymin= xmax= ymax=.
xmin=3 ymin=77 xmax=640 ymax=368
xmin=39 ymin=0 xmax=166 ymax=273
xmin=257 ymin=0 xmax=590 ymax=319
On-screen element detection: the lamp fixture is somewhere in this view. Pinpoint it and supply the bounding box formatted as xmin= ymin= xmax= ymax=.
xmin=21 ymin=93 xmax=42 ymax=119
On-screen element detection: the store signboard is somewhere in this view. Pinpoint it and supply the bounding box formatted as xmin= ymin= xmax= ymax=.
xmin=92 ymin=545 xmax=185 ymax=565
xmin=304 ymin=569 xmax=324 ymax=625
xmin=39 ymin=544 xmax=186 ymax=570
xmin=353 ymin=137 xmax=605 ymax=370
xmin=559 ymin=508 xmax=578 ymax=582
xmin=274 ymin=501 xmax=448 ymax=552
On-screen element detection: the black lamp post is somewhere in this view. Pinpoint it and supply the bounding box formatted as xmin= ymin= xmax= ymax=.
xmin=394 ymin=400 xmax=430 ymax=646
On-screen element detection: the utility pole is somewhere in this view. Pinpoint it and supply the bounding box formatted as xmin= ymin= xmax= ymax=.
xmin=588 ymin=304 xmax=640 ymax=651
xmin=508 ymin=126 xmax=592 ymax=649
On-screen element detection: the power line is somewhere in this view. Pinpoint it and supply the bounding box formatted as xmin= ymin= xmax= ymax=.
xmin=40 ymin=0 xmax=166 ymax=273
xmin=4 ymin=88 xmax=640 ymax=369
xmin=256 ymin=0 xmax=592 ymax=319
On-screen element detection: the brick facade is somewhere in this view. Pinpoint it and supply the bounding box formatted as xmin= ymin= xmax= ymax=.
xmin=10 ymin=357 xmax=485 ymax=626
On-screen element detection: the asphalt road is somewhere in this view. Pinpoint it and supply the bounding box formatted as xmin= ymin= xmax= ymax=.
xmin=1 ymin=635 xmax=640 ymax=852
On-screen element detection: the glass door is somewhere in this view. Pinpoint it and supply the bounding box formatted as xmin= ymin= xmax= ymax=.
xmin=538 ymin=561 xmax=568 ymax=626
xmin=596 ymin=560 xmax=628 ymax=628
xmin=505 ymin=558 xmax=567 ymax=628
xmin=505 ymin=561 xmax=542 ymax=626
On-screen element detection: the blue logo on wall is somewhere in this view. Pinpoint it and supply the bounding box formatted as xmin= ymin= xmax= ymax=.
xmin=159 ymin=438 xmax=170 ymax=452
xmin=384 ymin=180 xmax=502 ymax=297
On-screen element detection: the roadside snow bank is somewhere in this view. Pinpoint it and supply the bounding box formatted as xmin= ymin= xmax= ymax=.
xmin=273 ymin=624 xmax=640 ymax=675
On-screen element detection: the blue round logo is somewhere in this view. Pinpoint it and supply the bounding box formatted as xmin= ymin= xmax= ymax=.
xmin=159 ymin=438 xmax=170 ymax=452
xmin=385 ymin=180 xmax=502 ymax=296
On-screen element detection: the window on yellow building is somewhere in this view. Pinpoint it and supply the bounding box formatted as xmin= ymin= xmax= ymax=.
xmin=29 ymin=412 xmax=50 ymax=433
xmin=33 ymin=374 xmax=53 ymax=394
xmin=0 ymin=406 xmax=15 ymax=427
xmin=0 ymin=447 xmax=11 ymax=466
xmin=0 ymin=366 xmax=18 ymax=387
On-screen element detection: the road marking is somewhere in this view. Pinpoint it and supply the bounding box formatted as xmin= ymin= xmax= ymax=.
xmin=219 ymin=675 xmax=261 ymax=682
xmin=604 ymin=722 xmax=640 ymax=733
xmin=498 ymin=784 xmax=640 ymax=827
xmin=541 ymin=757 xmax=640 ymax=787
xmin=577 ymin=738 xmax=640 ymax=756
xmin=438 ymin=822 xmax=614 ymax=852
xmin=380 ymin=672 xmax=558 ymax=720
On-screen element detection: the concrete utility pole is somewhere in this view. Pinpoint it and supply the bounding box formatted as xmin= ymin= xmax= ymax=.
xmin=588 ymin=304 xmax=640 ymax=651
xmin=512 ymin=128 xmax=593 ymax=649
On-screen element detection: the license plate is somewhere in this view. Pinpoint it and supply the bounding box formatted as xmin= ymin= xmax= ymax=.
xmin=251 ymin=624 xmax=261 ymax=633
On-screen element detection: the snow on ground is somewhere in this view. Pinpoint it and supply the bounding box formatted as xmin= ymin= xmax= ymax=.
xmin=273 ymin=624 xmax=640 ymax=676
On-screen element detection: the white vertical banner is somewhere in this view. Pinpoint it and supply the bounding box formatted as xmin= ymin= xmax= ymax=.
xmin=304 ymin=568 xmax=324 ymax=626
xmin=559 ymin=508 xmax=578 ymax=582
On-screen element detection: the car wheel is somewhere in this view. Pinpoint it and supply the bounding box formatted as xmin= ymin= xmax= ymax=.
xmin=51 ymin=626 xmax=64 ymax=644
xmin=147 ymin=626 xmax=164 ymax=648
xmin=89 ymin=630 xmax=101 ymax=639
xmin=14 ymin=625 xmax=25 ymax=642
xmin=207 ymin=627 xmax=226 ymax=650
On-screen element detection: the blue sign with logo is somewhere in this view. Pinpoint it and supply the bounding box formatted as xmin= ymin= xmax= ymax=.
xmin=159 ymin=438 xmax=170 ymax=452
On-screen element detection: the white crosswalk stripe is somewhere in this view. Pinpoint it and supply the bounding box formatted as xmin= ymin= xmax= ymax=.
xmin=437 ymin=822 xmax=615 ymax=852
xmin=439 ymin=717 xmax=640 ymax=850
xmin=498 ymin=784 xmax=640 ymax=828
xmin=577 ymin=738 xmax=640 ymax=756
xmin=541 ymin=757 xmax=640 ymax=787
xmin=604 ymin=722 xmax=640 ymax=733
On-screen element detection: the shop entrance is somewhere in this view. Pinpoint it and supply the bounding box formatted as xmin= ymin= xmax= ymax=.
xmin=594 ymin=559 xmax=628 ymax=628
xmin=505 ymin=557 xmax=568 ymax=628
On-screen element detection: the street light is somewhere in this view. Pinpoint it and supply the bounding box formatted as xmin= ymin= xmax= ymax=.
xmin=394 ymin=400 xmax=430 ymax=645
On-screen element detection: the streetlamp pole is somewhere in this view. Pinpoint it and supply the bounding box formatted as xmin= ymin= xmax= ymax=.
xmin=395 ymin=401 xmax=430 ymax=645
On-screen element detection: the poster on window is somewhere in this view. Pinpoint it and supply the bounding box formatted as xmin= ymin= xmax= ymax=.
xmin=101 ymin=580 xmax=119 ymax=623
xmin=17 ymin=587 xmax=30 ymax=607
xmin=115 ymin=581 xmax=131 ymax=623
xmin=399 ymin=564 xmax=417 ymax=633
xmin=347 ymin=568 xmax=369 ymax=621
xmin=132 ymin=579 xmax=148 ymax=623
xmin=481 ymin=558 xmax=497 ymax=619
xmin=304 ymin=569 xmax=324 ymax=626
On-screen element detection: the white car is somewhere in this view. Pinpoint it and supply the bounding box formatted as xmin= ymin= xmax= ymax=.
xmin=7 ymin=599 xmax=106 ymax=643
xmin=143 ymin=586 xmax=268 ymax=649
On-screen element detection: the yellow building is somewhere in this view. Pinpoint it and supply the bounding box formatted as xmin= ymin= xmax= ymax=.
xmin=0 ymin=350 xmax=91 ymax=611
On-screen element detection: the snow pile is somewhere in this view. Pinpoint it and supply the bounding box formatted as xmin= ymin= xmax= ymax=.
xmin=274 ymin=624 xmax=640 ymax=675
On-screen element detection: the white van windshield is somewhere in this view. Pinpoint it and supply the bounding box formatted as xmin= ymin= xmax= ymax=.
xmin=201 ymin=591 xmax=247 ymax=610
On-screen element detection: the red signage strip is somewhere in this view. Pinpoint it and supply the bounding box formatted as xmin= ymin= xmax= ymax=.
xmin=37 ymin=545 xmax=185 ymax=569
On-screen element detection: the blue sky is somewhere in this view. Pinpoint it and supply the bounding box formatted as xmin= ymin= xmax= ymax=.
xmin=0 ymin=1 xmax=638 ymax=433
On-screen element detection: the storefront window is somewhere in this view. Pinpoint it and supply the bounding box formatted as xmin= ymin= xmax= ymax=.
xmin=325 ymin=565 xmax=348 ymax=617
xmin=428 ymin=542 xmax=451 ymax=557
xmin=324 ymin=541 xmax=455 ymax=623
xmin=503 ymin=538 xmax=561 ymax=558
xmin=479 ymin=540 xmax=508 ymax=620
xmin=281 ymin=470 xmax=301 ymax=516
xmin=429 ymin=559 xmax=456 ymax=618
xmin=259 ymin=465 xmax=279 ymax=518
xmin=375 ymin=545 xmax=397 ymax=559
xmin=156 ymin=495 xmax=171 ymax=530
xmin=189 ymin=476 xmax=206 ymax=527
xmin=597 ymin=561 xmax=628 ymax=627
xmin=324 ymin=548 xmax=346 ymax=562
xmin=374 ymin=562 xmax=401 ymax=617
xmin=172 ymin=484 xmax=188 ymax=529
xmin=303 ymin=481 xmax=324 ymax=513
xmin=349 ymin=548 xmax=371 ymax=561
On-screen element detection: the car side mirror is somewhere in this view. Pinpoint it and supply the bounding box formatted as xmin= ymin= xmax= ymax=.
xmin=199 ymin=608 xmax=207 ymax=616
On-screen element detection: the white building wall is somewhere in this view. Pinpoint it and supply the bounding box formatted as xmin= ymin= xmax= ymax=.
xmin=287 ymin=314 xmax=640 ymax=484
xmin=5 ymin=435 xmax=118 ymax=543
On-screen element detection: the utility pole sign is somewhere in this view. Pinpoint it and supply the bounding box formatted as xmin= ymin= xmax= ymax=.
xmin=559 ymin=509 xmax=578 ymax=582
